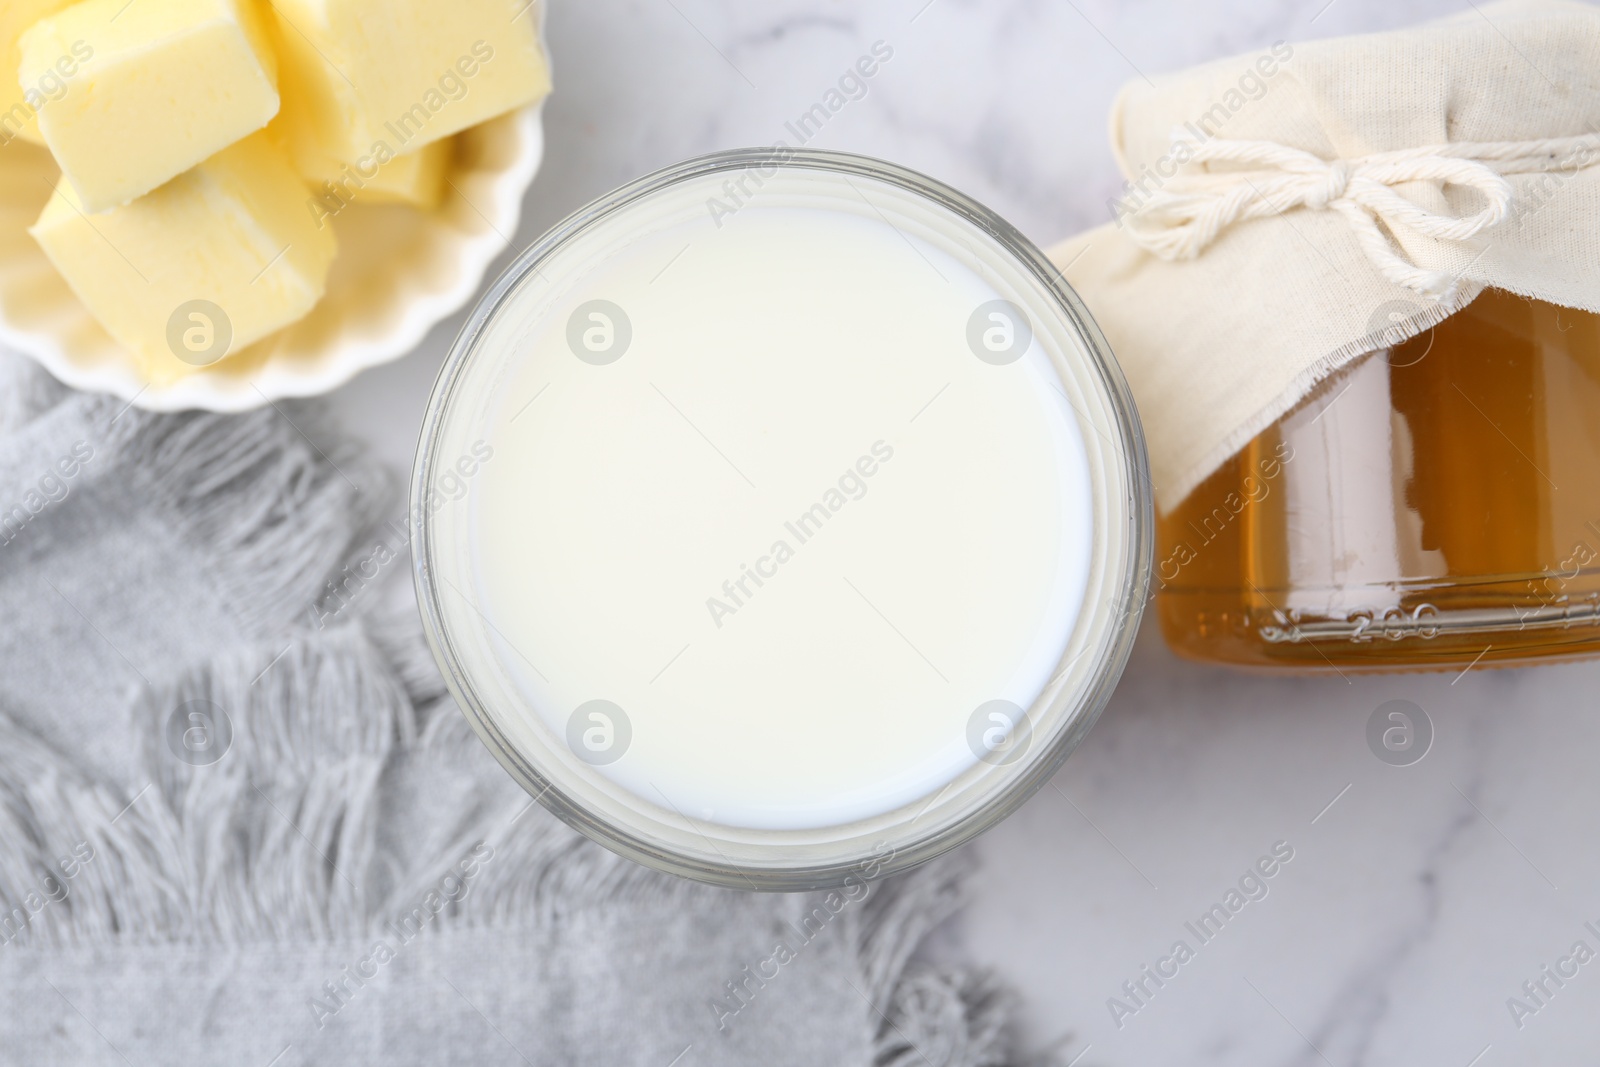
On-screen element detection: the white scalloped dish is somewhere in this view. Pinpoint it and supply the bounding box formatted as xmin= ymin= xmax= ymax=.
xmin=0 ymin=104 xmax=544 ymax=412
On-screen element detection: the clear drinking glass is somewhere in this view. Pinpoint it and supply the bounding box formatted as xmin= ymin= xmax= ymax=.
xmin=412 ymin=149 xmax=1152 ymax=888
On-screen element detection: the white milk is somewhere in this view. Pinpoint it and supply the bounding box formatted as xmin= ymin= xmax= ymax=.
xmin=470 ymin=203 xmax=1093 ymax=830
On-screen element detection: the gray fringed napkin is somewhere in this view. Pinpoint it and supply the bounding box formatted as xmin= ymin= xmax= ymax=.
xmin=0 ymin=353 xmax=1010 ymax=1066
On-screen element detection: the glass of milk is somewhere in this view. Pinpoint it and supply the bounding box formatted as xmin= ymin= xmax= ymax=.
xmin=412 ymin=149 xmax=1151 ymax=889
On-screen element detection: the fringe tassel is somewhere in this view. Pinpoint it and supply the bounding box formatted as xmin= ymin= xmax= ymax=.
xmin=876 ymin=967 xmax=1013 ymax=1067
xmin=858 ymin=853 xmax=1015 ymax=1067
xmin=110 ymin=401 xmax=390 ymax=640
xmin=134 ymin=627 xmax=416 ymax=943
xmin=0 ymin=707 xmax=188 ymax=949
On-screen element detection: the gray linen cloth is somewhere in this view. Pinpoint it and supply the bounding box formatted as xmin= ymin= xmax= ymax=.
xmin=0 ymin=354 xmax=1010 ymax=1066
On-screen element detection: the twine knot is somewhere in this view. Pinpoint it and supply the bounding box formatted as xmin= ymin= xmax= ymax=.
xmin=1119 ymin=134 xmax=1600 ymax=299
xmin=1304 ymin=158 xmax=1350 ymax=211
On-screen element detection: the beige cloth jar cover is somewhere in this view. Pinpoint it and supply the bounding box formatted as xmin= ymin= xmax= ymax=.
xmin=1049 ymin=0 xmax=1600 ymax=513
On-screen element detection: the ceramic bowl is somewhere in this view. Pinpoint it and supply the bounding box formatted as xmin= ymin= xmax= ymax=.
xmin=0 ymin=104 xmax=545 ymax=412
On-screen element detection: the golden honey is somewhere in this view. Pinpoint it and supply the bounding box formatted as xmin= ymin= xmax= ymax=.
xmin=1157 ymin=290 xmax=1600 ymax=671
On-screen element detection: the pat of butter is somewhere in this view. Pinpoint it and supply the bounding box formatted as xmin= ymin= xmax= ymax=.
xmin=337 ymin=138 xmax=451 ymax=208
xmin=0 ymin=0 xmax=73 ymax=147
xmin=288 ymin=137 xmax=454 ymax=214
xmin=30 ymin=133 xmax=335 ymax=376
xmin=268 ymin=85 xmax=452 ymax=213
xmin=268 ymin=0 xmax=549 ymax=165
xmin=20 ymin=0 xmax=280 ymax=213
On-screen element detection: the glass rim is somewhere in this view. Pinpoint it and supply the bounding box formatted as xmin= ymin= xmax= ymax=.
xmin=411 ymin=147 xmax=1153 ymax=890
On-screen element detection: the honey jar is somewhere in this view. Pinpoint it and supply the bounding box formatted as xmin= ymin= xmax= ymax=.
xmin=1156 ymin=290 xmax=1600 ymax=671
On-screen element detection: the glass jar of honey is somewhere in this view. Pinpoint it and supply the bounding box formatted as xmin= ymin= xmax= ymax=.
xmin=1156 ymin=290 xmax=1600 ymax=672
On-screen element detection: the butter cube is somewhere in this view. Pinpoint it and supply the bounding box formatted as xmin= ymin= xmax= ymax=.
xmin=300 ymin=138 xmax=453 ymax=215
xmin=357 ymin=139 xmax=451 ymax=207
xmin=0 ymin=0 xmax=73 ymax=147
xmin=30 ymin=134 xmax=335 ymax=372
xmin=269 ymin=0 xmax=549 ymax=165
xmin=20 ymin=0 xmax=280 ymax=212
xmin=268 ymin=77 xmax=453 ymax=214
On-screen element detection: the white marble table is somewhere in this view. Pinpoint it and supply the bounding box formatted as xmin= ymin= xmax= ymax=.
xmin=328 ymin=2 xmax=1600 ymax=1062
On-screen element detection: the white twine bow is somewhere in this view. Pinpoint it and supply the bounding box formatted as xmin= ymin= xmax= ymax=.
xmin=1120 ymin=134 xmax=1600 ymax=299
